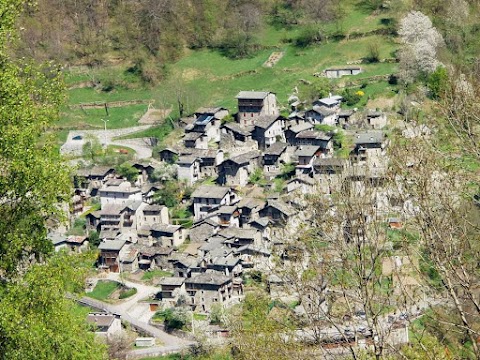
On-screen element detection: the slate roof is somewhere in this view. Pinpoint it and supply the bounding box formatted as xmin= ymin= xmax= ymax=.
xmin=313 ymin=158 xmax=347 ymax=167
xmin=98 ymin=239 xmax=126 ymax=251
xmin=295 ymin=145 xmax=321 ymax=157
xmin=87 ymin=313 xmax=116 ymax=328
xmin=296 ymin=130 xmax=332 ymax=141
xmin=189 ymin=222 xmax=216 ymax=243
xmin=151 ymin=224 xmax=182 ymax=234
xmin=264 ymin=142 xmax=288 ymax=156
xmin=195 ymin=107 xmax=226 ymax=115
xmin=191 ymin=185 xmax=230 ymax=199
xmin=218 ymin=205 xmax=238 ymax=215
xmin=228 ymin=151 xmax=261 ymax=165
xmin=236 ymin=91 xmax=270 ymax=100
xmin=158 ymin=277 xmax=185 ymax=286
xmin=143 ymin=204 xmax=165 ymax=212
xmin=99 ymin=230 xmax=120 ymax=240
xmin=223 ymin=122 xmax=254 ymax=136
xmin=185 ymin=272 xmax=231 ymax=286
xmin=255 ymin=115 xmax=280 ymax=130
xmin=219 ymin=227 xmax=258 ymax=240
xmin=183 ymin=132 xmax=204 ymax=141
xmin=353 ymin=131 xmax=386 ymax=145
xmin=177 ymin=155 xmax=199 ymax=165
xmin=267 ymin=199 xmax=296 ymax=217
xmin=237 ymin=197 xmax=265 ymax=210
xmin=288 ymin=123 xmax=313 ymax=134
xmin=309 ymin=105 xmax=336 ymax=116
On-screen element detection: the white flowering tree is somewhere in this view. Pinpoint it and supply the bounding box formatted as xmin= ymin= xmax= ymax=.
xmin=398 ymin=11 xmax=444 ymax=83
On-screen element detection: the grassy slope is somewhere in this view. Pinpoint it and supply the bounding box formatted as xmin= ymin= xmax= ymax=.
xmin=59 ymin=0 xmax=399 ymax=137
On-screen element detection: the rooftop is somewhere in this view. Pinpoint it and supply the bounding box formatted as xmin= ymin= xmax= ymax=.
xmin=185 ymin=272 xmax=231 ymax=286
xmin=353 ymin=131 xmax=386 ymax=145
xmin=191 ymin=185 xmax=231 ymax=199
xmin=98 ymin=239 xmax=126 ymax=251
xmin=223 ymin=122 xmax=254 ymax=136
xmin=228 ymin=151 xmax=261 ymax=165
xmin=255 ymin=115 xmax=280 ymax=129
xmin=295 ymin=145 xmax=321 ymax=157
xmin=236 ymin=91 xmax=270 ymax=100
xmin=264 ymin=142 xmax=288 ymax=156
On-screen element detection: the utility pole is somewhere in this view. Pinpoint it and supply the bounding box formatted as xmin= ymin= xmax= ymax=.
xmin=101 ymin=118 xmax=109 ymax=148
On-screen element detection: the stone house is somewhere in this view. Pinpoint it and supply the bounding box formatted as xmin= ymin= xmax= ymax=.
xmin=158 ymin=277 xmax=186 ymax=306
xmin=136 ymin=203 xmax=169 ymax=228
xmin=182 ymin=149 xmax=224 ymax=180
xmin=236 ymin=91 xmax=278 ymax=126
xmin=262 ymin=142 xmax=290 ymax=176
xmin=50 ymin=234 xmax=89 ymax=253
xmin=305 ymin=106 xmax=337 ymax=126
xmin=177 ymin=155 xmax=201 ymax=185
xmin=337 ymin=109 xmax=355 ymax=128
xmin=286 ymin=177 xmax=316 ymax=194
xmin=234 ymin=245 xmax=272 ymax=271
xmin=218 ymin=151 xmax=262 ymax=187
xmin=221 ymin=122 xmax=255 ymax=144
xmin=295 ymin=130 xmax=334 ymax=158
xmin=295 ymin=145 xmax=323 ymax=176
xmin=185 ymin=272 xmax=236 ymax=312
xmin=237 ymin=197 xmax=266 ymax=227
xmin=120 ymin=244 xmax=139 ymax=273
xmin=350 ymin=131 xmax=388 ymax=167
xmin=252 ymin=115 xmax=285 ymax=149
xmin=87 ymin=313 xmax=122 ymax=339
xmin=313 ymin=158 xmax=348 ymax=194
xmin=366 ymin=110 xmax=387 ymax=129
xmin=285 ymin=122 xmax=313 ymax=145
xmin=136 ymin=245 xmax=173 ymax=270
xmin=191 ymin=185 xmax=238 ymax=221
xmin=323 ymin=66 xmax=362 ymax=78
xmin=99 ymin=181 xmax=142 ymax=207
xmin=98 ymin=239 xmax=127 ymax=272
xmin=183 ymin=132 xmax=208 ymax=149
xmin=259 ymin=199 xmax=297 ymax=225
xmin=151 ymin=224 xmax=185 ymax=247
xmin=159 ymin=148 xmax=179 ymax=164
xmin=215 ymin=205 xmax=240 ymax=227
xmin=192 ymin=107 xmax=228 ymax=143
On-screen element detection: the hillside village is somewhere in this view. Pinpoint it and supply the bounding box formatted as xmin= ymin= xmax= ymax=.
xmin=52 ymin=86 xmax=426 ymax=349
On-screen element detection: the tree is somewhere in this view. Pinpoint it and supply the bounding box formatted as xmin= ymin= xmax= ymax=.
xmin=398 ymin=11 xmax=444 ymax=83
xmin=0 ymin=1 xmax=106 ymax=358
xmin=116 ymin=162 xmax=139 ymax=182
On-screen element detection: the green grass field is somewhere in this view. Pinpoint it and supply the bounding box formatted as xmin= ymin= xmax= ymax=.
xmin=141 ymin=269 xmax=174 ymax=281
xmin=59 ymin=0 xmax=400 ymax=139
xmin=87 ymin=280 xmax=120 ymax=301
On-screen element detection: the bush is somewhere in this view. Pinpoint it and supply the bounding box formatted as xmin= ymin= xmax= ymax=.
xmin=341 ymin=88 xmax=362 ymax=106
xmin=119 ymin=287 xmax=137 ymax=299
xmin=116 ymin=162 xmax=138 ymax=182
xmin=295 ymin=25 xmax=324 ymax=47
xmin=156 ymin=308 xmax=188 ymax=331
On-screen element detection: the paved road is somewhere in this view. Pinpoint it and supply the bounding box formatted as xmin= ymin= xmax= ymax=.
xmin=82 ymin=273 xmax=195 ymax=357
xmin=60 ymin=125 xmax=153 ymax=159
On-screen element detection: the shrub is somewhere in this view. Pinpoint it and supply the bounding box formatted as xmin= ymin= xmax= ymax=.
xmin=295 ymin=25 xmax=323 ymax=47
xmin=119 ymin=287 xmax=137 ymax=299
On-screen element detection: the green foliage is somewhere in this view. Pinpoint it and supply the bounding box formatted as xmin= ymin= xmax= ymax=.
xmin=153 ymin=181 xmax=184 ymax=208
xmin=156 ymin=308 xmax=188 ymax=331
xmin=0 ymin=253 xmax=106 ymax=360
xmin=365 ymin=42 xmax=380 ymax=63
xmin=88 ymin=230 xmax=101 ymax=247
xmin=248 ymin=168 xmax=267 ymax=186
xmin=116 ymin=162 xmax=139 ymax=182
xmin=119 ymin=287 xmax=137 ymax=299
xmin=341 ymin=88 xmax=362 ymax=106
xmin=142 ymin=269 xmax=174 ymax=281
xmin=88 ymin=280 xmax=120 ymax=301
xmin=67 ymin=217 xmax=87 ymax=236
xmin=295 ymin=24 xmax=324 ymax=47
xmin=427 ymin=66 xmax=448 ymax=99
